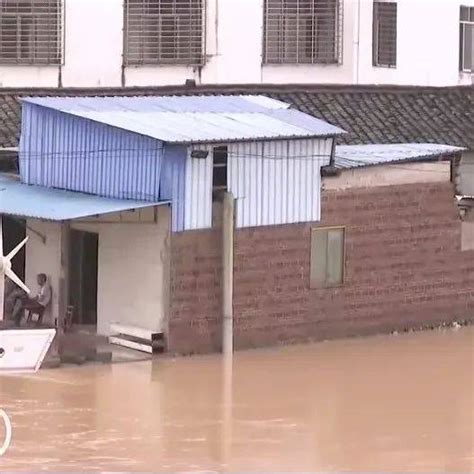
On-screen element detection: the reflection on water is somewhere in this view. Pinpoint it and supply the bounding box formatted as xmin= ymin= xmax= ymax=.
xmin=1 ymin=327 xmax=473 ymax=472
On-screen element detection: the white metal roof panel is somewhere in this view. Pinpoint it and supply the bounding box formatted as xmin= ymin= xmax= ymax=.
xmin=334 ymin=143 xmax=465 ymax=169
xmin=21 ymin=95 xmax=346 ymax=144
xmin=0 ymin=175 xmax=168 ymax=221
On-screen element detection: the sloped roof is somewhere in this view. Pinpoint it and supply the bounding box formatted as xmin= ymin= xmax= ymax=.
xmin=22 ymin=95 xmax=345 ymax=144
xmin=334 ymin=143 xmax=465 ymax=169
xmin=0 ymin=174 xmax=169 ymax=220
xmin=0 ymin=84 xmax=472 ymax=148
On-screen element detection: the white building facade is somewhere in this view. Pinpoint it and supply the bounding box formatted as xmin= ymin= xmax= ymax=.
xmin=0 ymin=0 xmax=472 ymax=89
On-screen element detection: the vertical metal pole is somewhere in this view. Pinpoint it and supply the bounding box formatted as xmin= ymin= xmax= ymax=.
xmin=0 ymin=216 xmax=4 ymax=322
xmin=58 ymin=222 xmax=71 ymax=329
xmin=222 ymin=192 xmax=234 ymax=355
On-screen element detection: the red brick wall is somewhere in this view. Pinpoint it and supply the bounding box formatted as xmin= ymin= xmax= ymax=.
xmin=168 ymin=227 xmax=223 ymax=354
xmin=168 ymin=181 xmax=474 ymax=354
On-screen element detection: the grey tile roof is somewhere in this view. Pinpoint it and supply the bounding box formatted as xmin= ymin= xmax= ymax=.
xmin=0 ymin=84 xmax=473 ymax=149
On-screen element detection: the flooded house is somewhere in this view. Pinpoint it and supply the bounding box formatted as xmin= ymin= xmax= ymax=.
xmin=1 ymin=94 xmax=346 ymax=353
xmin=1 ymin=91 xmax=473 ymax=355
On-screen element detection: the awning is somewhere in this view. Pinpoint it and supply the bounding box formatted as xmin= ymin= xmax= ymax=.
xmin=334 ymin=143 xmax=465 ymax=169
xmin=0 ymin=175 xmax=169 ymax=221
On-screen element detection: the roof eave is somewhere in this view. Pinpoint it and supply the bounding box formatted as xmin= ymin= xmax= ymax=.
xmin=167 ymin=132 xmax=346 ymax=146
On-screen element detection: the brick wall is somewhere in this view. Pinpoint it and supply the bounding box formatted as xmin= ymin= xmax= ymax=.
xmin=168 ymin=181 xmax=474 ymax=354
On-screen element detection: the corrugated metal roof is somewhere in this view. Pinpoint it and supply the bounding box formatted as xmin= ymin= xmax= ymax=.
xmin=21 ymin=95 xmax=346 ymax=144
xmin=334 ymin=143 xmax=465 ymax=169
xmin=0 ymin=175 xmax=168 ymax=221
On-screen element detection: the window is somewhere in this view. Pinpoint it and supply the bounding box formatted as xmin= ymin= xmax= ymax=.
xmin=310 ymin=226 xmax=345 ymax=288
xmin=212 ymin=146 xmax=227 ymax=197
xmin=373 ymin=1 xmax=397 ymax=67
xmin=263 ymin=0 xmax=343 ymax=64
xmin=460 ymin=6 xmax=474 ymax=72
xmin=124 ymin=0 xmax=205 ymax=66
xmin=0 ymin=0 xmax=62 ymax=64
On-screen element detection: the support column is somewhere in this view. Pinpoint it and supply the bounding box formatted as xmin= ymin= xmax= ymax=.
xmin=0 ymin=216 xmax=4 ymax=322
xmin=222 ymin=192 xmax=234 ymax=355
xmin=58 ymin=222 xmax=71 ymax=327
xmin=52 ymin=222 xmax=70 ymax=360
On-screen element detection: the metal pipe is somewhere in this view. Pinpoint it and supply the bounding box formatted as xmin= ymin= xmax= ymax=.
xmin=222 ymin=192 xmax=234 ymax=355
xmin=353 ymin=0 xmax=362 ymax=84
xmin=0 ymin=216 xmax=4 ymax=322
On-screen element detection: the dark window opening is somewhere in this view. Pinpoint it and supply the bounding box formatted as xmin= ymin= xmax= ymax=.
xmin=460 ymin=6 xmax=474 ymax=72
xmin=212 ymin=146 xmax=228 ymax=198
xmin=0 ymin=151 xmax=18 ymax=173
xmin=373 ymin=1 xmax=397 ymax=68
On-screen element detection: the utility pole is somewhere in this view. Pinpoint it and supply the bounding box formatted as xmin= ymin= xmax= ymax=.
xmin=222 ymin=191 xmax=234 ymax=355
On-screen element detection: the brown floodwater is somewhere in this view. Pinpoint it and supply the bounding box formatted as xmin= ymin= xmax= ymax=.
xmin=0 ymin=326 xmax=473 ymax=472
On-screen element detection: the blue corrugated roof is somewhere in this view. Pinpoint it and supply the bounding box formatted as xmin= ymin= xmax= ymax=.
xmin=334 ymin=143 xmax=465 ymax=169
xmin=0 ymin=175 xmax=168 ymax=221
xmin=21 ymin=95 xmax=346 ymax=144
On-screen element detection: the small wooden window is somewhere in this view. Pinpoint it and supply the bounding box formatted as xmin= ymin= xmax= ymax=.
xmin=212 ymin=146 xmax=228 ymax=197
xmin=310 ymin=226 xmax=345 ymax=288
xmin=373 ymin=1 xmax=397 ymax=68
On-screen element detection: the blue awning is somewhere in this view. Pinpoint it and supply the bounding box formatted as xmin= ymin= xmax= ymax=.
xmin=0 ymin=175 xmax=169 ymax=221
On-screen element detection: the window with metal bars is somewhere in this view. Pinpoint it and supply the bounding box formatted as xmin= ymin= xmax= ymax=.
xmin=263 ymin=0 xmax=343 ymax=64
xmin=212 ymin=146 xmax=228 ymax=199
xmin=460 ymin=6 xmax=474 ymax=72
xmin=124 ymin=0 xmax=205 ymax=66
xmin=373 ymin=1 xmax=397 ymax=68
xmin=0 ymin=0 xmax=62 ymax=65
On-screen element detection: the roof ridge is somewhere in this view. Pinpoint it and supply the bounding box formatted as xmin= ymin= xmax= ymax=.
xmin=0 ymin=83 xmax=472 ymax=97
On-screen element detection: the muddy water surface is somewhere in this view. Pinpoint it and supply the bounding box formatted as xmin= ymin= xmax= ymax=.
xmin=1 ymin=327 xmax=473 ymax=472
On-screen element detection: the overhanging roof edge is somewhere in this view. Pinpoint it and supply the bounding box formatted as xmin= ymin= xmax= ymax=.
xmin=0 ymin=176 xmax=170 ymax=221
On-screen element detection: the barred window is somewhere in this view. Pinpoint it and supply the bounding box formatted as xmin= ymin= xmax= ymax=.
xmin=373 ymin=1 xmax=397 ymax=67
xmin=0 ymin=0 xmax=62 ymax=65
xmin=460 ymin=6 xmax=474 ymax=72
xmin=124 ymin=0 xmax=205 ymax=66
xmin=263 ymin=0 xmax=343 ymax=64
xmin=212 ymin=146 xmax=228 ymax=199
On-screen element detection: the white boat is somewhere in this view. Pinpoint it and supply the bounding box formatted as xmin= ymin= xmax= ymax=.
xmin=0 ymin=328 xmax=56 ymax=373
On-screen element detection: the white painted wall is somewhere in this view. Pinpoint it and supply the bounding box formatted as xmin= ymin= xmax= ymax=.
xmin=73 ymin=206 xmax=171 ymax=336
xmin=0 ymin=0 xmax=472 ymax=88
xmin=323 ymin=161 xmax=451 ymax=191
xmin=25 ymin=206 xmax=171 ymax=336
xmin=25 ymin=220 xmax=62 ymax=325
xmin=356 ymin=0 xmax=474 ymax=86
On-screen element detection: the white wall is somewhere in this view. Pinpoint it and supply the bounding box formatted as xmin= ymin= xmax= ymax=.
xmin=357 ymin=0 xmax=474 ymax=86
xmin=73 ymin=206 xmax=171 ymax=336
xmin=25 ymin=206 xmax=171 ymax=336
xmin=25 ymin=220 xmax=62 ymax=325
xmin=0 ymin=0 xmax=472 ymax=88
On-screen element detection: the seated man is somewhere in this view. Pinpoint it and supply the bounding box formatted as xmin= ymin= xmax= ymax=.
xmin=11 ymin=273 xmax=52 ymax=326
